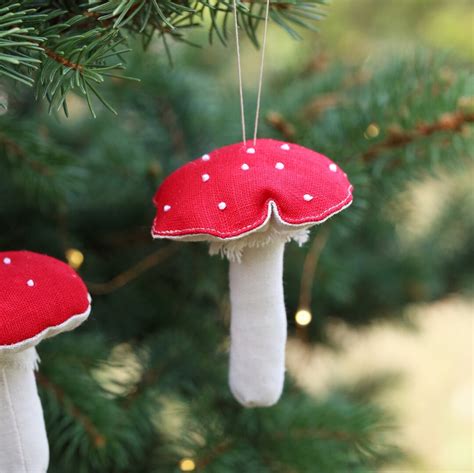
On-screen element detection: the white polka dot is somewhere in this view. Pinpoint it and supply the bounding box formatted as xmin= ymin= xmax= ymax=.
xmin=241 ymin=163 xmax=250 ymax=171
xmin=281 ymin=143 xmax=290 ymax=151
xmin=304 ymin=194 xmax=314 ymax=202
xmin=27 ymin=279 xmax=35 ymax=287
xmin=163 ymin=205 xmax=171 ymax=212
xmin=329 ymin=163 xmax=337 ymax=172
xmin=275 ymin=162 xmax=285 ymax=170
xmin=202 ymin=174 xmax=210 ymax=182
xmin=3 ymin=257 xmax=11 ymax=265
xmin=218 ymin=202 xmax=227 ymax=210
xmin=246 ymin=147 xmax=256 ymax=154
xmin=202 ymin=154 xmax=210 ymax=161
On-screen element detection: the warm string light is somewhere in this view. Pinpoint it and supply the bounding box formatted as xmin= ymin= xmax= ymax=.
xmin=364 ymin=123 xmax=380 ymax=139
xmin=295 ymin=228 xmax=330 ymax=330
xmin=65 ymin=248 xmax=84 ymax=270
xmin=295 ymin=308 xmax=312 ymax=327
xmin=179 ymin=458 xmax=196 ymax=471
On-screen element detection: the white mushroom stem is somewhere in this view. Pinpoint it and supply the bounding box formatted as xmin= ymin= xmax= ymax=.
xmin=229 ymin=239 xmax=287 ymax=407
xmin=0 ymin=348 xmax=49 ymax=473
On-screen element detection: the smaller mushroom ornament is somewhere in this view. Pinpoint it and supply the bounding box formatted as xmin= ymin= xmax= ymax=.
xmin=152 ymin=139 xmax=353 ymax=407
xmin=0 ymin=251 xmax=91 ymax=473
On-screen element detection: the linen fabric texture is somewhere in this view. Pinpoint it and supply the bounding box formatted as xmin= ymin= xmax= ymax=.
xmin=0 ymin=251 xmax=91 ymax=351
xmin=229 ymin=241 xmax=287 ymax=407
xmin=0 ymin=349 xmax=48 ymax=473
xmin=152 ymin=138 xmax=353 ymax=241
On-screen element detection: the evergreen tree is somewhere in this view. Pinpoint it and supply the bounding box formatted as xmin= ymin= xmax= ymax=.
xmin=1 ymin=1 xmax=472 ymax=472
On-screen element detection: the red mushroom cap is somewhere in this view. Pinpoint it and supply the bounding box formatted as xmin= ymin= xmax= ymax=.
xmin=0 ymin=251 xmax=91 ymax=353
xmin=152 ymin=139 xmax=353 ymax=240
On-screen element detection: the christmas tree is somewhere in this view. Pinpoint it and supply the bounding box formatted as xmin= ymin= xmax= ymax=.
xmin=1 ymin=1 xmax=472 ymax=472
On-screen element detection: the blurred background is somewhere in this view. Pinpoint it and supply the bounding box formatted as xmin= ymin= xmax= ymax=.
xmin=1 ymin=0 xmax=473 ymax=472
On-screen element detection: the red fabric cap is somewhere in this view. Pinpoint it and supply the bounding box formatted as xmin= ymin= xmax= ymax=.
xmin=0 ymin=251 xmax=91 ymax=351
xmin=152 ymin=139 xmax=353 ymax=240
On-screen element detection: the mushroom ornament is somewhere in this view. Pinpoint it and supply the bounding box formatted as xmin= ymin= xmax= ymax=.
xmin=152 ymin=139 xmax=353 ymax=407
xmin=0 ymin=251 xmax=91 ymax=473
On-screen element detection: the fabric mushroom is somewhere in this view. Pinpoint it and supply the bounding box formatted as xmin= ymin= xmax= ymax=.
xmin=0 ymin=251 xmax=91 ymax=473
xmin=152 ymin=139 xmax=353 ymax=407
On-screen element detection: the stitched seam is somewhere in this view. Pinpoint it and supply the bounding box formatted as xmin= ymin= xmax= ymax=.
xmin=153 ymin=185 xmax=353 ymax=236
xmin=2 ymin=368 xmax=28 ymax=473
xmin=0 ymin=303 xmax=91 ymax=353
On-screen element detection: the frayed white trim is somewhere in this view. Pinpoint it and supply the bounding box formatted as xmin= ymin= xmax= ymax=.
xmin=0 ymin=298 xmax=92 ymax=354
xmin=1 ymin=348 xmax=40 ymax=371
xmin=153 ymin=195 xmax=353 ymax=261
xmin=210 ymin=226 xmax=309 ymax=262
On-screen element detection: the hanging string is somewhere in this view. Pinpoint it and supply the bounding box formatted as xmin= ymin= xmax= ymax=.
xmin=233 ymin=0 xmax=271 ymax=146
xmin=233 ymin=0 xmax=247 ymax=145
xmin=253 ymin=0 xmax=271 ymax=145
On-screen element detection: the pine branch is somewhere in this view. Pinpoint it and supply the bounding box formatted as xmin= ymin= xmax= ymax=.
xmin=0 ymin=131 xmax=52 ymax=175
xmin=38 ymin=335 xmax=153 ymax=473
xmin=196 ymin=440 xmax=233 ymax=469
xmin=0 ymin=3 xmax=45 ymax=86
xmin=0 ymin=0 xmax=329 ymax=115
xmin=37 ymin=372 xmax=107 ymax=448
xmin=362 ymin=110 xmax=474 ymax=163
xmin=157 ymin=389 xmax=404 ymax=472
xmin=88 ymin=244 xmax=179 ymax=294
xmin=266 ymin=110 xmax=296 ymax=140
xmin=0 ymin=122 xmax=81 ymax=207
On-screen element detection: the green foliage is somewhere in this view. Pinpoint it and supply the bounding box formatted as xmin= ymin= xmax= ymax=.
xmin=0 ymin=44 xmax=471 ymax=470
xmin=277 ymin=54 xmax=473 ymax=332
xmin=0 ymin=119 xmax=81 ymax=207
xmin=1 ymin=0 xmax=473 ymax=468
xmin=155 ymin=388 xmax=402 ymax=473
xmin=40 ymin=335 xmax=149 ymax=473
xmin=0 ymin=3 xmax=45 ymax=85
xmin=0 ymin=0 xmax=328 ymax=114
